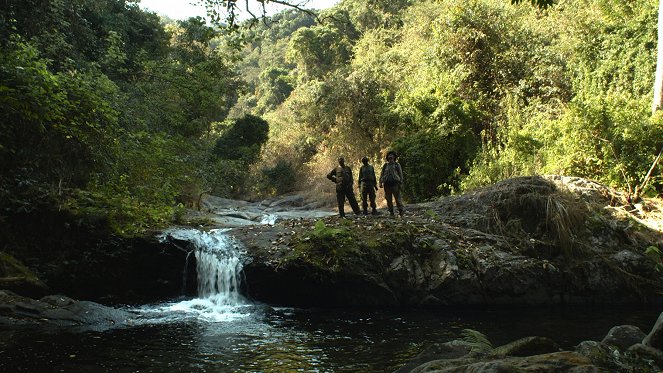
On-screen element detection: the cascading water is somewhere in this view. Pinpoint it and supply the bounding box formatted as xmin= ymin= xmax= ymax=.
xmin=137 ymin=228 xmax=252 ymax=322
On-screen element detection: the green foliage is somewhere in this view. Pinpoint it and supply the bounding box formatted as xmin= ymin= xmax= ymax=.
xmin=0 ymin=36 xmax=121 ymax=193
xmin=312 ymin=219 xmax=349 ymax=239
xmin=460 ymin=329 xmax=495 ymax=353
xmin=293 ymin=220 xmax=357 ymax=269
xmin=645 ymin=246 xmax=663 ymax=272
xmin=260 ymin=160 xmax=297 ymax=195
xmin=3 ymin=0 xmax=662 ymax=242
xmin=255 ymin=67 xmax=294 ymax=113
xmin=207 ymin=159 xmax=250 ymax=198
xmin=286 ymin=9 xmax=359 ymax=82
xmin=394 ymin=129 xmax=479 ymax=201
xmin=214 ymin=114 xmax=270 ymax=163
xmin=0 ymin=0 xmax=242 ymax=236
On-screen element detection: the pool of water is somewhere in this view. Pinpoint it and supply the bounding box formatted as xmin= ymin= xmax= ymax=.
xmin=0 ymin=301 xmax=658 ymax=372
xmin=3 ymin=228 xmax=659 ymax=372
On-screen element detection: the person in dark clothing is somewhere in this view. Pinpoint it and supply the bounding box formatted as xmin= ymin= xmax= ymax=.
xmin=357 ymin=156 xmax=378 ymax=215
xmin=379 ymin=150 xmax=405 ymax=217
xmin=327 ymin=156 xmax=361 ymax=217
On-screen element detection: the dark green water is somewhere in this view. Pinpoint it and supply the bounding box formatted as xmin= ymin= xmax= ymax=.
xmin=3 ymin=229 xmax=658 ymax=371
xmin=0 ymin=303 xmax=659 ymax=372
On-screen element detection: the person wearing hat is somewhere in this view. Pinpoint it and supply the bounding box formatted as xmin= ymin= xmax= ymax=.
xmin=379 ymin=150 xmax=404 ymax=217
xmin=357 ymin=156 xmax=378 ymax=215
xmin=327 ymin=156 xmax=361 ymax=218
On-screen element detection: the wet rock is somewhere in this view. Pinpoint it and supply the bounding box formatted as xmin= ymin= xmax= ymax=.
xmin=491 ymin=336 xmax=560 ymax=357
xmin=405 ymin=351 xmax=596 ymax=372
xmin=0 ymin=290 xmax=135 ymax=330
xmin=628 ymin=343 xmax=663 ymax=368
xmin=601 ymin=325 xmax=646 ymax=350
xmin=393 ymin=340 xmax=472 ymax=372
xmin=574 ymin=340 xmax=623 ymax=371
xmin=395 ymin=304 xmax=663 ymax=372
xmin=267 ymin=194 xmax=305 ymax=209
xmin=644 ymin=312 xmax=663 ymax=350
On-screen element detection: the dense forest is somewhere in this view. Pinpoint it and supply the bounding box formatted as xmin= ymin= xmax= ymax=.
xmin=1 ymin=0 xmax=662 ymax=236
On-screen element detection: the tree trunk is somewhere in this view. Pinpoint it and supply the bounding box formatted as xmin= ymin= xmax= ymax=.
xmin=653 ymin=0 xmax=663 ymax=113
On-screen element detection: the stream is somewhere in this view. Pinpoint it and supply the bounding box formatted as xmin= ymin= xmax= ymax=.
xmin=1 ymin=227 xmax=660 ymax=372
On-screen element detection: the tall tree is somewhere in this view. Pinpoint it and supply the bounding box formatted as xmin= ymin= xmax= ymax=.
xmin=653 ymin=0 xmax=663 ymax=113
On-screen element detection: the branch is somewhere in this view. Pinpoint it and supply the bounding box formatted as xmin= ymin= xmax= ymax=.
xmin=633 ymin=146 xmax=663 ymax=202
xmin=591 ymin=134 xmax=634 ymax=197
xmin=197 ymin=0 xmax=324 ymax=30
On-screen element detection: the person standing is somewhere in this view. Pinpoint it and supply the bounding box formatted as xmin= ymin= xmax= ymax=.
xmin=327 ymin=156 xmax=361 ymax=218
xmin=358 ymin=156 xmax=378 ymax=215
xmin=379 ymin=150 xmax=405 ymax=217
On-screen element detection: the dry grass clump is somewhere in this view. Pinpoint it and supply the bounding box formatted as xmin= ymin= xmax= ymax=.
xmin=545 ymin=190 xmax=588 ymax=257
xmin=479 ymin=177 xmax=590 ymax=256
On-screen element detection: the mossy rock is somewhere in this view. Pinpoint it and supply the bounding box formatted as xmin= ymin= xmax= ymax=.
xmin=0 ymin=252 xmax=48 ymax=298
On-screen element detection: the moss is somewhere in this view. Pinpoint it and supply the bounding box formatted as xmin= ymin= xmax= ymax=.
xmin=0 ymin=251 xmax=48 ymax=294
xmin=286 ymin=220 xmax=363 ymax=271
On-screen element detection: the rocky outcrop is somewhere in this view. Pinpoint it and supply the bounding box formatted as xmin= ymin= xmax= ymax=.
xmin=234 ymin=176 xmax=663 ymax=307
xmin=396 ymin=313 xmax=663 ymax=372
xmin=0 ymin=290 xmax=135 ymax=330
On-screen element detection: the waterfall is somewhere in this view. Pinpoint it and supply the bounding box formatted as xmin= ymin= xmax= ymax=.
xmin=145 ymin=228 xmax=250 ymax=322
xmin=190 ymin=229 xmax=245 ymax=304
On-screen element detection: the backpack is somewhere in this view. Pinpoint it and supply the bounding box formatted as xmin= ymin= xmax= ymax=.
xmin=360 ymin=165 xmax=375 ymax=184
xmin=383 ymin=163 xmax=401 ymax=185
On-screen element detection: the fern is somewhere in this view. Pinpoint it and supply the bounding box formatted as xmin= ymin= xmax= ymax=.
xmin=460 ymin=328 xmax=494 ymax=353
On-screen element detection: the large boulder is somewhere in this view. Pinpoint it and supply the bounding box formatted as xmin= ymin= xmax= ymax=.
xmin=601 ymin=325 xmax=647 ymax=350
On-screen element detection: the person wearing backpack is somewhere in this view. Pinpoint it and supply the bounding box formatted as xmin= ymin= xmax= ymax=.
xmin=327 ymin=156 xmax=361 ymax=218
xmin=357 ymin=156 xmax=378 ymax=215
xmin=379 ymin=150 xmax=404 ymax=217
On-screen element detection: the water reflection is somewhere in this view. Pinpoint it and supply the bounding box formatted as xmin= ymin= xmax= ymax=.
xmin=0 ymin=304 xmax=659 ymax=372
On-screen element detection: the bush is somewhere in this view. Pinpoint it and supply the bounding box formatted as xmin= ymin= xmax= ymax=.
xmin=393 ymin=128 xmax=479 ymax=202
xmin=213 ymin=114 xmax=269 ymax=163
xmin=260 ymin=160 xmax=297 ymax=195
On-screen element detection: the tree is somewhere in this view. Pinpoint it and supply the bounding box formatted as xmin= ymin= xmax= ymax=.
xmin=197 ymin=0 xmax=322 ymax=28
xmin=653 ymin=0 xmax=663 ymax=113
xmin=214 ymin=114 xmax=270 ymax=163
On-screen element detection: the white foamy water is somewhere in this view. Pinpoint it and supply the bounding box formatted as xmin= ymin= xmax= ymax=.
xmin=260 ymin=213 xmax=278 ymax=225
xmin=135 ymin=228 xmax=251 ymax=323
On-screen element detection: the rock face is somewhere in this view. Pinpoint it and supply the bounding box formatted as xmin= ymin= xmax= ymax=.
xmin=3 ymin=233 xmax=195 ymax=305
xmin=396 ymin=313 xmax=663 ymax=372
xmin=234 ymin=176 xmax=663 ymax=307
